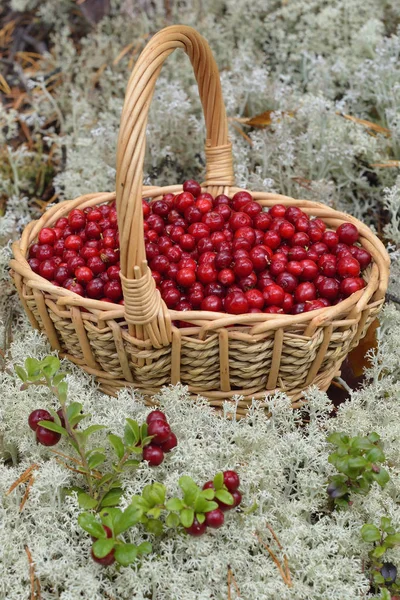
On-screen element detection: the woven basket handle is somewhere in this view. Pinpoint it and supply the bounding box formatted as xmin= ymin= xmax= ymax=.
xmin=116 ymin=25 xmax=233 ymax=345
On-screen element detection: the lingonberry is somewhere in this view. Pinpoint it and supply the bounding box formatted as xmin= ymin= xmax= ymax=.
xmin=340 ymin=277 xmax=365 ymax=296
xmin=147 ymin=419 xmax=171 ymax=445
xmin=279 ymin=220 xmax=295 ymax=240
xmin=91 ymin=547 xmax=115 ymax=566
xmin=39 ymin=259 xmax=55 ymax=280
xmin=245 ymin=288 xmax=264 ymax=309
xmin=201 ymin=295 xmax=223 ymax=312
xmin=337 ymin=222 xmax=359 ymax=245
xmin=185 ymin=518 xmax=207 ymax=536
xmin=282 ymin=293 xmax=294 ymax=312
xmin=198 ymin=251 xmax=216 ymax=265
xmin=204 ymin=282 xmax=225 ymax=298
xmin=162 ymin=287 xmax=180 ymax=308
xmin=350 ymin=246 xmax=371 ymax=270
xmin=318 ymin=255 xmax=337 ymax=277
xmin=188 ymin=222 xmax=210 ymax=241
xmin=183 ymin=179 xmax=201 ymax=198
xmin=233 ymin=257 xmax=253 ymax=278
xmin=322 ymin=230 xmax=339 ymax=250
xmin=308 ymin=223 xmax=323 ymax=243
xmin=288 ymin=246 xmax=307 ymax=262
xmin=87 ymin=256 xmax=106 ymax=275
xmin=146 ymin=410 xmax=167 ymax=424
xmin=317 ymin=277 xmax=340 ymax=300
xmin=160 ymin=432 xmax=178 ymax=453
xmin=292 ymin=302 xmax=306 ymax=314
xmin=64 ymin=281 xmax=85 ymax=296
xmin=269 ymin=258 xmax=286 ymax=277
xmin=225 ymin=292 xmax=249 ymax=314
xmin=223 ymin=470 xmax=240 ymax=492
xmin=299 ymin=259 xmax=318 ymax=281
xmin=304 ymin=299 xmax=326 ymax=312
xmin=196 ymin=197 xmax=213 ymax=214
xmin=249 ymin=246 xmax=270 ymax=272
xmin=263 ymin=284 xmax=285 ymax=307
xmin=176 ymin=268 xmax=196 ymax=288
xmin=294 ymin=216 xmax=309 ymax=232
xmin=36 ymin=425 xmax=61 ymax=446
xmin=67 ymin=255 xmax=85 ymax=275
xmin=28 ymin=409 xmax=52 ymax=431
xmin=36 ymin=244 xmax=54 ymax=262
xmin=68 ymin=209 xmax=86 ymax=231
xmin=215 ymin=203 xmax=232 ymax=222
xmin=263 ymin=231 xmax=281 ymax=250
xmin=218 ymin=268 xmax=235 ymax=286
xmin=276 ymin=272 xmax=298 ymax=293
xmin=142 ymin=444 xmax=164 ymax=466
xmin=285 ymin=206 xmax=302 ymax=223
xmin=38 ymin=228 xmax=56 ymax=245
xmin=75 ymin=266 xmax=94 ymax=284
xmin=229 ymin=212 xmax=252 ymax=231
xmin=54 ymin=265 xmax=70 ymax=285
xmin=238 ymin=272 xmax=257 ymax=291
xmin=184 ymin=206 xmax=202 ymax=224
xmin=337 ymin=256 xmax=360 ymax=278
xmin=179 ymin=234 xmax=196 ymax=251
xmin=294 ymin=282 xmax=316 ymax=303
xmin=205 ymin=508 xmax=224 ymax=529
xmin=104 ymin=281 xmax=123 ymax=301
xmin=269 ymin=204 xmax=286 ymax=219
xmin=287 ymin=260 xmax=303 ymax=277
xmin=231 ymin=489 xmax=242 ymax=507
xmin=234 ymin=226 xmax=256 ymax=246
xmin=55 ymin=217 xmax=68 ymax=229
xmin=253 ymin=212 xmax=272 ymax=231
xmin=197 ymin=263 xmax=217 ymax=284
xmin=86 ymin=279 xmax=105 ymax=299
xmin=232 ymin=190 xmax=252 ymax=212
xmin=291 ymin=232 xmax=309 ymax=247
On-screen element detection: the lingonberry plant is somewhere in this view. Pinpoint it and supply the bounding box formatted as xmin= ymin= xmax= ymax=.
xmin=361 ymin=517 xmax=400 ymax=598
xmin=15 ymin=356 xmax=242 ymax=567
xmin=326 ymin=432 xmax=389 ymax=508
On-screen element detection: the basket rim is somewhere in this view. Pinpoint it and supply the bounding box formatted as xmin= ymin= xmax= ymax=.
xmin=10 ymin=184 xmax=390 ymax=334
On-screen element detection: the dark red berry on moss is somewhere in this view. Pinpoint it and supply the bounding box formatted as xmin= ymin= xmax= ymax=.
xmin=36 ymin=425 xmax=61 ymax=446
xmin=205 ymin=508 xmax=224 ymax=529
xmin=91 ymin=547 xmax=115 ymax=566
xmin=160 ymin=432 xmax=178 ymax=453
xmin=185 ymin=518 xmax=207 ymax=536
xmin=223 ymin=470 xmax=240 ymax=492
xmin=147 ymin=419 xmax=171 ymax=445
xmin=146 ymin=410 xmax=167 ymax=424
xmin=28 ymin=409 xmax=52 ymax=431
xmin=143 ymin=444 xmax=164 ymax=466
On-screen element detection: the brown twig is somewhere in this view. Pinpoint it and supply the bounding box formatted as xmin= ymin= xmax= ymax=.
xmin=254 ymin=525 xmax=293 ymax=587
xmin=6 ymin=464 xmax=38 ymax=495
xmin=49 ymin=448 xmax=84 ymax=466
xmin=24 ymin=545 xmax=41 ymax=600
xmin=54 ymin=457 xmax=102 ymax=479
xmin=227 ymin=565 xmax=241 ymax=598
xmin=19 ymin=474 xmax=35 ymax=512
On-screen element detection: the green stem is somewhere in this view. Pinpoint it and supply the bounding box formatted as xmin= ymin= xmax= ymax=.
xmin=94 ymin=449 xmax=136 ymax=511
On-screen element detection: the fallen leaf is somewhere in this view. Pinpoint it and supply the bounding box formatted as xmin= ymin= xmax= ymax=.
xmin=370 ymin=161 xmax=400 ymax=168
xmin=337 ymin=113 xmax=391 ymax=137
xmin=348 ymin=318 xmax=379 ymax=377
xmin=240 ymin=110 xmax=295 ymax=128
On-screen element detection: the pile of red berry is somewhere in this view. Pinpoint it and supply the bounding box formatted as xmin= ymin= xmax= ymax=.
xmin=186 ymin=470 xmax=242 ymax=536
xmin=143 ymin=410 xmax=178 ymax=466
xmin=28 ymin=180 xmax=372 ymax=315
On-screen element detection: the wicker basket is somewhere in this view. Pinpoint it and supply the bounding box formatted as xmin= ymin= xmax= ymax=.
xmin=10 ymin=25 xmax=389 ymax=414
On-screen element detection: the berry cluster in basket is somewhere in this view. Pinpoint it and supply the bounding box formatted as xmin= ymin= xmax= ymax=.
xmin=28 ymin=180 xmax=372 ymax=315
xmin=143 ymin=180 xmax=372 ymax=315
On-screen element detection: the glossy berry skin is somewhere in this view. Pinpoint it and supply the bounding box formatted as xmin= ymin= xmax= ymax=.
xmin=232 ymin=191 xmax=252 ymax=212
xmin=337 ymin=222 xmax=359 ymax=245
xmin=38 ymin=228 xmax=56 ymax=245
xmin=142 ymin=444 xmax=164 ymax=466
xmin=86 ymin=279 xmax=104 ymax=299
xmin=68 ymin=209 xmax=86 ymax=231
xmin=28 ymin=409 xmax=52 ymax=431
xmin=223 ymin=470 xmax=240 ymax=492
xmin=201 ymin=295 xmax=223 ymax=312
xmin=183 ymin=179 xmax=201 ymax=198
xmin=337 ymin=256 xmax=360 ymax=278
xmin=205 ymin=508 xmax=224 ymax=529
xmin=263 ymin=284 xmax=285 ymax=307
xmin=36 ymin=425 xmax=61 ymax=446
xmin=160 ymin=432 xmax=178 ymax=453
xmin=185 ymin=518 xmax=207 ymax=536
xmin=146 ymin=410 xmax=167 ymax=424
xmin=317 ymin=277 xmax=340 ymax=300
xmin=75 ymin=266 xmax=93 ymax=284
xmin=276 ymin=272 xmax=297 ymax=294
xmin=231 ymin=489 xmax=242 ymax=507
xmin=147 ymin=419 xmax=171 ymax=445
xmin=91 ymin=547 xmax=115 ymax=566
xmin=294 ymin=282 xmax=316 ymax=303
xmin=104 ymin=281 xmax=123 ymax=301
xmin=225 ymin=292 xmax=249 ymax=314
xmin=340 ymin=277 xmax=365 ymax=297
xmin=350 ymin=247 xmax=371 ymax=270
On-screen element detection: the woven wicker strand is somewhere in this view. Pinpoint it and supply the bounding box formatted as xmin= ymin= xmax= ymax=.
xmin=10 ymin=25 xmax=390 ymax=416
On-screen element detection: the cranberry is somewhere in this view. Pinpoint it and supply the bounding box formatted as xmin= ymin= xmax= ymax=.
xmin=312 ymin=218 xmax=326 ymax=232
xmin=163 ymin=193 xmax=175 ymax=207
xmin=147 ymin=419 xmax=171 ymax=445
xmin=201 ymin=295 xmax=223 ymax=312
xmin=245 ymin=288 xmax=264 ymax=309
xmin=36 ymin=425 xmax=61 ymax=446
xmin=183 ymin=179 xmax=201 ymax=198
xmin=175 ymin=268 xmax=195 ymax=288
xmin=205 ymin=508 xmax=224 ymax=529
xmin=269 ymin=258 xmax=286 ymax=277
xmin=204 ymin=282 xmax=225 ymax=298
xmin=38 ymin=259 xmax=55 ymax=280
xmin=234 ymin=226 xmax=256 ymax=246
xmin=185 ymin=518 xmax=207 ymax=536
xmin=142 ymin=444 xmax=164 ymax=466
xmin=337 ymin=222 xmax=359 ymax=245
xmin=175 ymin=191 xmax=195 ymax=214
xmin=287 ymin=261 xmax=303 ymax=277
xmin=263 ymin=231 xmax=281 ymax=250
xmin=151 ymin=200 xmax=170 ymax=218
xmin=249 ymin=246 xmax=270 ymax=272
xmin=217 ymin=268 xmax=235 ymax=286
xmin=232 ymin=190 xmax=253 ymax=212
xmin=263 ymin=284 xmax=285 ymax=306
xmin=317 ymin=277 xmax=340 ymax=300
xmin=146 ymin=410 xmax=167 ymax=424
xmin=269 ymin=204 xmax=286 ymax=219
xmin=36 ymin=244 xmax=54 ymax=262
xmin=294 ymin=282 xmax=316 ymax=302
xmin=292 ymin=302 xmax=306 ymax=314
xmin=337 ymin=256 xmax=360 ymax=278
xmin=299 ymin=259 xmax=318 ymax=281
xmin=223 ymin=470 xmax=240 ymax=492
xmin=160 ymin=432 xmax=178 ymax=452
xmin=28 ymin=409 xmax=52 ymax=431
xmin=295 ymin=216 xmax=310 ymax=232
xmin=340 ymin=277 xmax=365 ymax=296
xmin=86 ymin=279 xmax=105 ymax=299
xmin=38 ymin=227 xmax=56 ymax=245
xmin=199 ymin=251 xmax=216 ymax=266
xmin=162 ymin=287 xmax=180 ymax=308
xmin=288 ymin=246 xmax=307 ymax=262
xmin=229 ymin=212 xmax=252 ymax=232
xmin=104 ymin=281 xmax=122 ymax=302
xmin=87 ymin=208 xmax=102 ymax=222
xmin=276 ymin=272 xmax=298 ymax=293
xmin=225 ymin=292 xmax=249 ymax=314
xmin=197 ymin=263 xmax=217 ymax=284
xmin=147 ymin=214 xmax=165 ymax=234
xmin=68 ymin=209 xmax=86 ymax=231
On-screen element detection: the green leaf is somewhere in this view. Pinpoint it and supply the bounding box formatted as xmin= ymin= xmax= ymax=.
xmin=78 ymin=492 xmax=98 ymax=509
xmin=41 ymin=357 xmax=60 ymax=378
xmin=327 ymin=432 xmax=349 ymax=446
xmin=196 ymin=513 xmax=206 ymax=524
xmin=194 ymin=495 xmax=214 ymax=513
xmin=180 ymin=508 xmax=194 ymax=528
xmin=201 ymin=488 xmax=215 ymax=500
xmin=15 ymin=365 xmax=27 ymax=381
xmin=213 ymin=472 xmax=224 ymax=490
xmin=114 ymin=505 xmax=142 ymax=535
xmin=366 ymin=447 xmax=385 ymax=463
xmin=69 ymin=414 xmax=89 ymax=427
xmin=348 ymin=456 xmax=368 ymax=469
xmin=350 ymin=436 xmax=373 ymax=451
xmin=372 ymin=573 xmax=385 ymax=585
xmin=131 ymin=495 xmax=150 ymax=511
xmin=371 ymin=545 xmax=386 ymax=558
xmin=361 ymin=524 xmax=381 ymax=542
xmin=78 ymin=513 xmax=107 ymax=538
xmin=123 ymin=459 xmax=140 ymax=468
xmin=372 ymin=468 xmax=390 ymax=487
xmin=38 ymin=420 xmax=68 ymax=436
xmin=179 ymin=476 xmax=199 ymax=506
xmin=100 ymin=488 xmax=123 ymax=508
xmin=142 ymin=483 xmax=166 ymax=507
xmin=52 ymin=373 xmax=66 ymax=386
xmin=166 ymin=513 xmax=180 ymax=528
xmin=115 ymin=543 xmax=138 ymax=566
xmin=82 ymin=425 xmax=106 ymax=439
xmin=124 ymin=421 xmax=137 ymax=446
xmin=147 ymin=507 xmax=161 ymax=519
xmin=380 ymin=516 xmax=392 ymax=532
xmin=215 ymin=489 xmax=234 ymax=505
xmin=58 ymin=381 xmax=68 ymax=402
xmin=166 ymin=498 xmax=184 ymax=511
xmin=100 ymin=507 xmax=121 ymax=530
xmin=145 ymin=519 xmax=163 ymax=535
xmin=138 ymin=541 xmax=152 ymax=555
xmin=108 ymin=434 xmax=124 ymax=461
xmin=92 ymin=538 xmax=115 ymax=559
xmin=384 ymin=533 xmax=400 ymax=547
xmin=25 ymin=357 xmax=41 ymax=378
xmin=140 ymin=422 xmax=148 ymax=441
xmin=368 ymin=432 xmax=381 ymax=443
xmin=66 ymin=402 xmax=83 ymax=421
xmin=95 ymin=473 xmax=114 ymax=487
xmin=88 ymin=453 xmax=106 ymax=470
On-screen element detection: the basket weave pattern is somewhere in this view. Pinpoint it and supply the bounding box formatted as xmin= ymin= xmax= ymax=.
xmin=10 ymin=26 xmax=389 ymax=415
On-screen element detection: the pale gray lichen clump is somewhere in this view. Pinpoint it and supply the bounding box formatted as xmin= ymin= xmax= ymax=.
xmin=2 ymin=0 xmax=400 ymax=598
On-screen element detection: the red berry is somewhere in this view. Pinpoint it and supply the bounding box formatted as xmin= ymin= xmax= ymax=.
xmin=38 ymin=228 xmax=56 ymax=245
xmin=28 ymin=409 xmax=52 ymax=431
xmin=232 ymin=191 xmax=252 ymax=212
xmin=231 ymin=489 xmax=242 ymax=507
xmin=337 ymin=256 xmax=360 ymax=278
xmin=350 ymin=247 xmax=371 ymax=270
xmin=233 ymin=257 xmax=253 ymax=278
xmin=340 ymin=277 xmax=365 ymax=297
xmin=196 ymin=197 xmax=213 ymax=214
xmin=254 ymin=212 xmax=272 ymax=231
xmin=68 ymin=209 xmax=86 ymax=231
xmin=308 ymin=223 xmax=323 ymax=243
xmin=242 ymin=201 xmax=261 ymax=218
xmin=104 ymin=280 xmax=123 ymax=302
xmin=276 ymin=272 xmax=298 ymax=293
xmin=147 ymin=419 xmax=171 ymax=445
xmin=337 ymin=222 xmax=359 ymax=245
xmin=322 ymin=230 xmax=339 ymax=250
xmin=263 ymin=284 xmax=285 ymax=307
xmin=282 ymin=293 xmax=294 ymax=312
xmin=38 ymin=259 xmax=55 ymax=280
xmin=36 ymin=244 xmax=54 ymax=262
xmin=86 ymin=279 xmax=105 ymax=299
xmin=55 ymin=217 xmax=68 ymax=229
xmin=146 ymin=410 xmax=167 ymax=424
xmin=229 ymin=212 xmax=252 ymax=231
xmin=188 ymin=222 xmax=210 ymax=241
xmin=285 ymin=206 xmax=302 ymax=223
xmin=279 ymin=220 xmax=295 ymax=240
xmin=91 ymin=547 xmax=115 ymax=566
xmin=317 ymin=277 xmax=340 ymax=300
xmin=54 ymin=265 xmax=70 ymax=285
xmin=294 ymin=282 xmax=316 ymax=303
xmin=269 ymin=204 xmax=286 ymax=219
xmin=223 ymin=470 xmax=240 ymax=492
xmin=160 ymin=432 xmax=178 ymax=452
xmin=263 ymin=231 xmax=281 ymax=250
xmin=201 ymin=295 xmax=223 ymax=312
xmin=152 ymin=200 xmax=170 ymax=218
xmin=197 ymin=263 xmax=217 ymax=284
xmin=36 ymin=425 xmax=61 ymax=446
xmin=183 ymin=179 xmax=201 ymax=198
xmin=318 ymin=255 xmax=337 ymax=277
xmin=185 ymin=518 xmax=207 ymax=536
xmin=64 ymin=280 xmax=85 ymax=296
xmin=299 ymin=259 xmax=318 ymax=281
xmin=245 ymin=288 xmax=264 ymax=309
xmin=75 ymin=266 xmax=94 ymax=284
xmin=142 ymin=444 xmax=164 ymax=466
xmin=205 ymin=508 xmax=224 ymax=529
xmin=225 ymin=292 xmax=249 ymax=314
